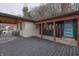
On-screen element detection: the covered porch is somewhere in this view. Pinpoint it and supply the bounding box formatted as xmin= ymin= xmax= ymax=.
xmin=35 ymin=12 xmax=79 ymax=46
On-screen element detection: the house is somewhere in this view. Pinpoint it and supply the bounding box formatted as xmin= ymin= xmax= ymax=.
xmin=0 ymin=12 xmax=79 ymax=46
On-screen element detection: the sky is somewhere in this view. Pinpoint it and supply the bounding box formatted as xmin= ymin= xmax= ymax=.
xmin=0 ymin=3 xmax=24 ymax=16
xmin=0 ymin=3 xmax=41 ymax=16
xmin=26 ymin=3 xmax=41 ymax=11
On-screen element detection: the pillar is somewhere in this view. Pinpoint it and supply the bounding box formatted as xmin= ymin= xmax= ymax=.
xmin=41 ymin=23 xmax=43 ymax=39
xmin=53 ymin=22 xmax=56 ymax=41
xmin=77 ymin=18 xmax=79 ymax=46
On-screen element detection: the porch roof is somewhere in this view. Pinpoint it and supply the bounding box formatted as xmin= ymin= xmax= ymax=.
xmin=0 ymin=12 xmax=34 ymax=23
xmin=36 ymin=11 xmax=79 ymax=22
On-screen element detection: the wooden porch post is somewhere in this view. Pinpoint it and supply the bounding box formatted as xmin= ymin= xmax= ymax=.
xmin=77 ymin=17 xmax=79 ymax=46
xmin=41 ymin=23 xmax=43 ymax=39
xmin=53 ymin=22 xmax=56 ymax=41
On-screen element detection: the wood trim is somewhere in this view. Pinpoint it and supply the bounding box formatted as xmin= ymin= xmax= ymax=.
xmin=16 ymin=20 xmax=23 ymax=24
xmin=0 ymin=16 xmax=23 ymax=24
xmin=35 ymin=15 xmax=79 ymax=24
xmin=0 ymin=22 xmax=17 ymax=24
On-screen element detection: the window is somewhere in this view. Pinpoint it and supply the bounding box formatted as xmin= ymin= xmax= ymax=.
xmin=17 ymin=24 xmax=18 ymax=30
xmin=17 ymin=23 xmax=22 ymax=30
xmin=55 ymin=22 xmax=64 ymax=38
xmin=43 ymin=23 xmax=53 ymax=36
xmin=20 ymin=23 xmax=22 ymax=30
xmin=64 ymin=20 xmax=74 ymax=38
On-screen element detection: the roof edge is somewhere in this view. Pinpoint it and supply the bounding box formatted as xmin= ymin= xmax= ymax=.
xmin=35 ymin=11 xmax=79 ymax=22
xmin=0 ymin=12 xmax=34 ymax=22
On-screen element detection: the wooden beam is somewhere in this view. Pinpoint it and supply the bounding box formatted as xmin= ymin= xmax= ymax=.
xmin=0 ymin=22 xmax=17 ymax=24
xmin=35 ymin=15 xmax=79 ymax=24
xmin=0 ymin=16 xmax=23 ymax=24
xmin=15 ymin=19 xmax=23 ymax=24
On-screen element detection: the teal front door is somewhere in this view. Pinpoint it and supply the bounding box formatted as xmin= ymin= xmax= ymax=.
xmin=64 ymin=20 xmax=74 ymax=37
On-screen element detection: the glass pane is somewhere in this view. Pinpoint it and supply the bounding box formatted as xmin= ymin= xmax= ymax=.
xmin=64 ymin=20 xmax=73 ymax=37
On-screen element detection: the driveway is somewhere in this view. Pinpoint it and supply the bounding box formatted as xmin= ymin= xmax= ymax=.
xmin=0 ymin=33 xmax=18 ymax=44
xmin=0 ymin=36 xmax=79 ymax=56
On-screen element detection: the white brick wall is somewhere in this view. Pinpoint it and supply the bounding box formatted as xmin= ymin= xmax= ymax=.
xmin=20 ymin=22 xmax=39 ymax=37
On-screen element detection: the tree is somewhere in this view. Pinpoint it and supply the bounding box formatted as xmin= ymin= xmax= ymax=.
xmin=23 ymin=6 xmax=32 ymax=19
xmin=30 ymin=3 xmax=79 ymax=21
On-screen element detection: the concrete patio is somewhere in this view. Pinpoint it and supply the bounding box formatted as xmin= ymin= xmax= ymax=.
xmin=0 ymin=36 xmax=79 ymax=56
